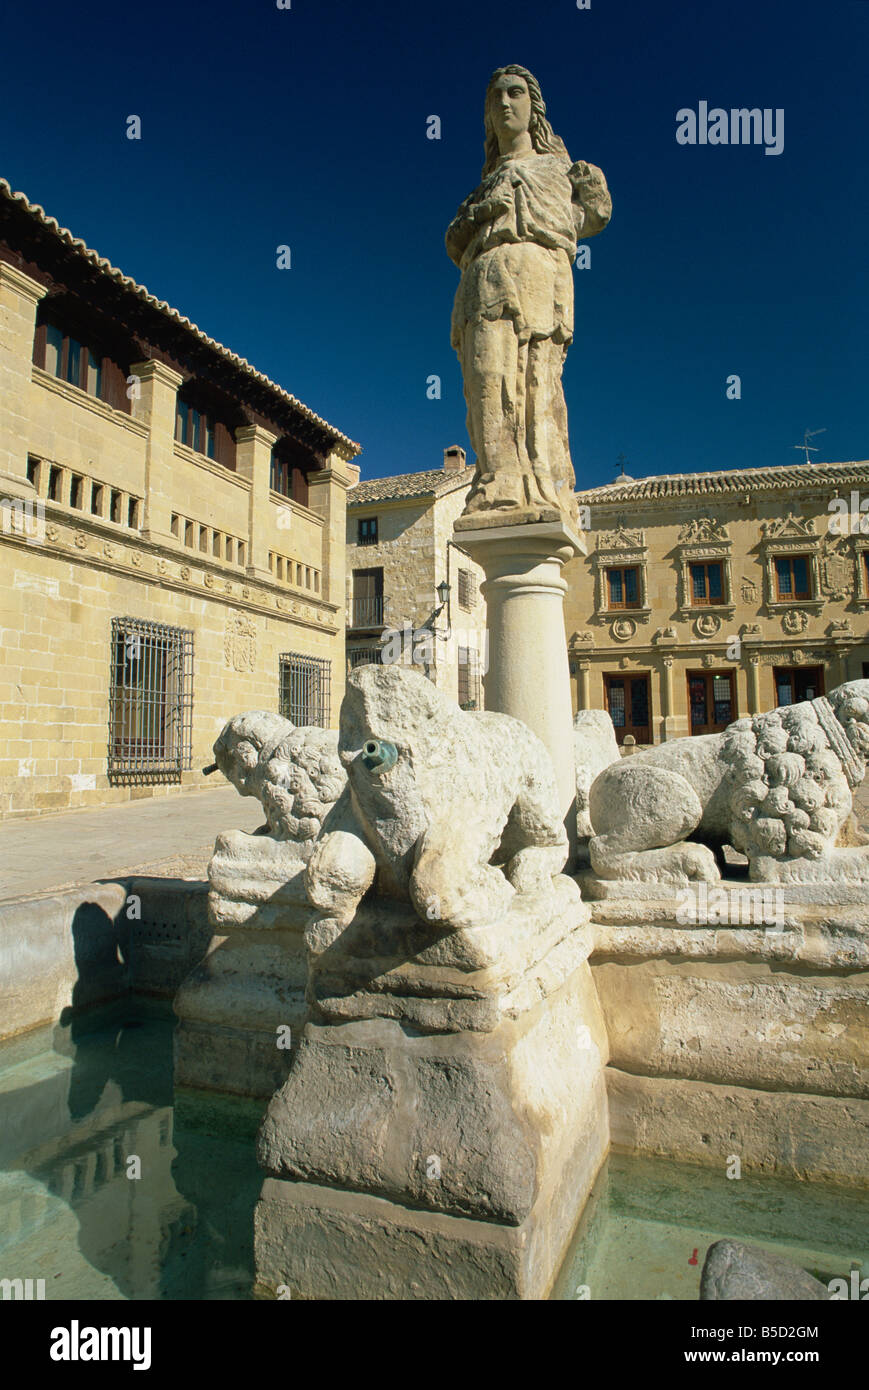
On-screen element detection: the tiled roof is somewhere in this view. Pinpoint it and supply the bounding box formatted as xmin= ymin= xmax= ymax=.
xmin=0 ymin=179 xmax=361 ymax=460
xmin=350 ymin=466 xmax=474 ymax=505
xmin=576 ymin=459 xmax=869 ymax=504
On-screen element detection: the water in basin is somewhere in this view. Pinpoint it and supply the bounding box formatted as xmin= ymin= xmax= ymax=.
xmin=1 ymin=1001 xmax=866 ymax=1300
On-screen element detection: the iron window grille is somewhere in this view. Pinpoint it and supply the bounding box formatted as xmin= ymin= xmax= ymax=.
xmin=280 ymin=652 xmax=331 ymax=727
xmin=358 ymin=517 xmax=378 ymax=546
xmin=108 ymin=617 xmax=193 ymax=783
xmin=457 ymin=567 xmax=477 ymax=611
xmin=458 ymin=645 xmax=481 ymax=710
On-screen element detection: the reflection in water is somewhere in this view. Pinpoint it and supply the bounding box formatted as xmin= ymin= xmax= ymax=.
xmin=3 ymin=998 xmax=868 ymax=1301
xmin=0 ymin=1002 xmax=262 ymax=1300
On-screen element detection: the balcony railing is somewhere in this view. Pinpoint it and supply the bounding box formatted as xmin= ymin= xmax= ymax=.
xmin=349 ymin=595 xmax=386 ymax=629
xmin=348 ymin=645 xmax=383 ymax=669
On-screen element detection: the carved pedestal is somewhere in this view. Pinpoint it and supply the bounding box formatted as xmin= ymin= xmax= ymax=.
xmin=252 ymin=881 xmax=609 ymax=1300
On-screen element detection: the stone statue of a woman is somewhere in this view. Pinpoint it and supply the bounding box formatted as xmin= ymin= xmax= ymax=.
xmin=447 ymin=65 xmax=611 ymax=525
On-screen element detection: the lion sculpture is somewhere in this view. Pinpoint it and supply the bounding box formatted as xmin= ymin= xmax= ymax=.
xmin=305 ymin=664 xmax=570 ymax=938
xmin=207 ymin=711 xmax=346 ymax=845
xmin=587 ymin=680 xmax=869 ymax=884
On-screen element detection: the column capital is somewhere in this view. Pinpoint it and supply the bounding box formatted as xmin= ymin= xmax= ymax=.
xmin=0 ymin=261 xmax=48 ymax=304
xmin=308 ymin=461 xmax=359 ymax=493
xmin=236 ymin=424 xmax=277 ymax=450
xmin=454 ymin=517 xmax=586 ymax=575
xmin=130 ymin=359 xmax=184 ymax=390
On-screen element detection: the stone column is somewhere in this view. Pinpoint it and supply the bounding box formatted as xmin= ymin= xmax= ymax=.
xmin=454 ymin=518 xmax=585 ymax=845
xmin=577 ymin=660 xmax=591 ymax=712
xmin=236 ymin=424 xmax=277 ymax=582
xmin=748 ymin=656 xmax=762 ymax=715
xmin=0 ymin=263 xmax=48 ymax=489
xmin=130 ymin=360 xmax=183 ymax=546
xmin=660 ymin=656 xmax=678 ymax=741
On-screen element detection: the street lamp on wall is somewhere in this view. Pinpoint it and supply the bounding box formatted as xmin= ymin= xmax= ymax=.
xmin=433 ymin=580 xmax=451 ymax=641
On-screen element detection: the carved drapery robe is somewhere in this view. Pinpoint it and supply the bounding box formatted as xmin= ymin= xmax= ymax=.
xmin=447 ymin=152 xmax=611 ymax=521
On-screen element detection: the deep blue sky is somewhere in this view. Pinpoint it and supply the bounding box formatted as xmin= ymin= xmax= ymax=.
xmin=2 ymin=0 xmax=866 ymax=486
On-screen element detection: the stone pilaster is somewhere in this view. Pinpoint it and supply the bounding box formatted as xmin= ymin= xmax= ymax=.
xmin=747 ymin=655 xmax=762 ymax=714
xmin=0 ymin=263 xmax=48 ymax=487
xmin=236 ymin=424 xmax=277 ymax=581
xmin=130 ymin=359 xmax=184 ymax=545
xmin=577 ymin=660 xmax=591 ymax=711
xmin=307 ymin=453 xmax=360 ymax=718
xmin=660 ymin=656 xmax=679 ymax=740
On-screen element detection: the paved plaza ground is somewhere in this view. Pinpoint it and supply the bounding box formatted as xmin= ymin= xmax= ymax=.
xmin=0 ymin=787 xmax=263 ymax=902
xmin=2 ymin=775 xmax=869 ymax=905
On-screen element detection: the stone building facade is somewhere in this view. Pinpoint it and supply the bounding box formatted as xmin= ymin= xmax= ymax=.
xmin=345 ymin=447 xmax=488 ymax=707
xmin=564 ymin=461 xmax=869 ymax=745
xmin=0 ymin=181 xmax=360 ymax=819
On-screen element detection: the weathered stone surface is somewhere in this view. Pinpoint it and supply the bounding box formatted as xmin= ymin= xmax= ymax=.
xmin=308 ymin=878 xmax=588 ymax=1033
xmin=456 ymin=520 xmax=585 ymax=838
xmin=210 ymin=712 xmax=345 ymax=843
xmin=258 ymin=948 xmax=607 ymax=1209
xmin=254 ymin=955 xmax=610 ymax=1299
xmin=207 ymin=832 xmax=310 ymax=931
xmin=594 ymin=958 xmax=869 ymax=1098
xmin=574 ymin=709 xmax=620 ymax=838
xmin=306 ymin=665 xmax=569 ymax=938
xmin=175 ymin=717 xmax=346 ymax=1096
xmin=607 ymin=1068 xmax=869 ymax=1186
xmin=446 ymin=65 xmax=610 ymax=528
xmin=700 ymin=1240 xmax=831 ymax=1301
xmin=0 ymin=883 xmax=129 ymax=1039
xmin=587 ymin=681 xmax=869 ymax=886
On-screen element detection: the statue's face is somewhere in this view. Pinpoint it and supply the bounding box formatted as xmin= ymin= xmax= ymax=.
xmin=487 ymin=72 xmax=531 ymax=142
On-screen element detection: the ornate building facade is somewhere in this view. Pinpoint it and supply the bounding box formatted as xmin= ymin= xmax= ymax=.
xmin=564 ymin=461 xmax=869 ymax=744
xmin=0 ymin=181 xmax=360 ymax=818
xmin=345 ymin=447 xmax=487 ymax=707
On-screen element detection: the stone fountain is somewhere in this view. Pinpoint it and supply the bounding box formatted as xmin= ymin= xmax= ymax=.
xmin=184 ymin=63 xmax=867 ymax=1299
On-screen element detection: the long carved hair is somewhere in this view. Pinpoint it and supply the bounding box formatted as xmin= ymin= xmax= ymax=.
xmin=482 ymin=64 xmax=569 ymax=176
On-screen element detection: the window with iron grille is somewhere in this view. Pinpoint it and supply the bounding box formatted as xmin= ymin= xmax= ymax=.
xmin=348 ymin=646 xmax=383 ymax=670
xmin=279 ymin=652 xmax=331 ymax=727
xmin=457 ymin=645 xmax=481 ymax=710
xmin=457 ymin=567 xmax=476 ymax=611
xmin=108 ymin=618 xmax=193 ymax=783
xmin=358 ymin=516 xmax=378 ymax=546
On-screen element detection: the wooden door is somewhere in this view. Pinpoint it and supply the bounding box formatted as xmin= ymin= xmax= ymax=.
xmin=605 ymin=673 xmax=651 ymax=744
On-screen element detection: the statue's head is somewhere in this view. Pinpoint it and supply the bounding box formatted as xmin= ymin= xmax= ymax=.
xmin=483 ymin=64 xmax=568 ymax=175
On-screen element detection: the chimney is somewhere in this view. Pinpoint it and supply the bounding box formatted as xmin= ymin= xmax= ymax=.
xmin=443 ymin=445 xmax=466 ymax=472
